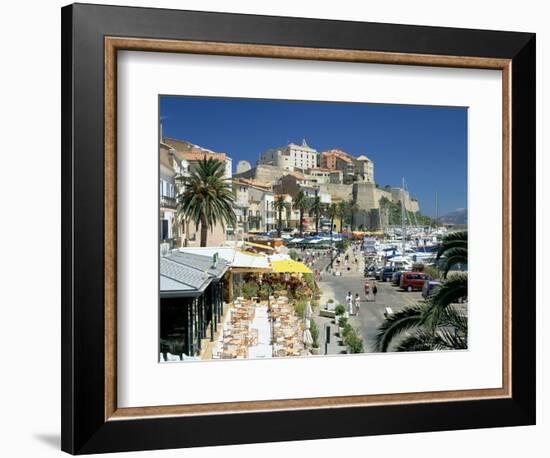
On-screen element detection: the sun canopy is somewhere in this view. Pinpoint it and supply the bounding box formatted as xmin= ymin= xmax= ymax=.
xmin=271 ymin=259 xmax=312 ymax=274
xmin=177 ymin=247 xmax=271 ymax=272
xmin=244 ymin=241 xmax=275 ymax=251
xmin=233 ymin=250 xmax=271 ymax=271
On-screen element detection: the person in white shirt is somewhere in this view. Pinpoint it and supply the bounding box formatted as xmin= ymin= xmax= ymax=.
xmin=346 ymin=292 xmax=353 ymax=315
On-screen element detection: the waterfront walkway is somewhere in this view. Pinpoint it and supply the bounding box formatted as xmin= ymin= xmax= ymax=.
xmin=313 ymin=245 xmax=423 ymax=353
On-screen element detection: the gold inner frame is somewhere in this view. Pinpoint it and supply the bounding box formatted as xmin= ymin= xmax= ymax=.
xmin=104 ymin=37 xmax=512 ymax=421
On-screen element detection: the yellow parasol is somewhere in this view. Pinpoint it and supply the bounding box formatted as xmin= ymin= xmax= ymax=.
xmin=271 ymin=259 xmax=312 ymax=274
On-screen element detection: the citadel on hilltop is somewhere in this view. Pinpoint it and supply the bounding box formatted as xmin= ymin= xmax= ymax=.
xmin=234 ymin=139 xmax=419 ymax=230
xmin=159 ymin=135 xmax=421 ymax=247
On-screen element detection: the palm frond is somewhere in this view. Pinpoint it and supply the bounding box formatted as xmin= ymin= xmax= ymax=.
xmin=434 ymin=327 xmax=468 ymax=350
xmin=373 ymin=306 xmax=424 ymax=352
xmin=436 ymin=231 xmax=467 ymax=260
xmin=438 ymin=306 xmax=468 ymax=334
xmin=441 ymin=253 xmax=467 ymax=278
xmin=395 ymin=331 xmax=437 ymax=352
xmin=421 ymin=274 xmax=467 ymax=329
xmin=397 ymin=327 xmax=467 ymax=352
xmin=293 ymin=190 xmax=308 ymax=211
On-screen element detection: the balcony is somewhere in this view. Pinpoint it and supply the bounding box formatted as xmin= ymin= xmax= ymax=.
xmin=160 ymin=195 xmax=177 ymax=209
xmin=234 ymin=200 xmax=250 ymax=209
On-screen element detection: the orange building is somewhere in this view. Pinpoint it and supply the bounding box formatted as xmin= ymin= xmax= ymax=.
xmin=320 ymin=148 xmax=353 ymax=170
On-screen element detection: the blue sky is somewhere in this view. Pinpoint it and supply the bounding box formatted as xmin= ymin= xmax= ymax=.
xmin=160 ymin=96 xmax=467 ymax=217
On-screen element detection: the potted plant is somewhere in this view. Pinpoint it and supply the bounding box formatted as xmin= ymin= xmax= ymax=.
xmin=338 ymin=316 xmax=348 ymax=336
xmin=346 ymin=333 xmax=364 ymax=354
xmin=343 ymin=326 xmax=364 ymax=353
xmin=325 ymin=298 xmax=335 ymax=310
xmin=334 ymin=304 xmax=346 ymax=325
xmin=310 ymin=320 xmax=320 ymax=355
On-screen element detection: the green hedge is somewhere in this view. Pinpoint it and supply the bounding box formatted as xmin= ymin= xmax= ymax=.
xmin=342 ymin=325 xmax=364 ymax=354
xmin=334 ymin=304 xmax=346 ymax=316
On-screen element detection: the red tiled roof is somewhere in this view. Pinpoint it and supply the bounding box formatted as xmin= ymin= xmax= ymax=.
xmin=321 ymin=149 xmax=354 ymax=162
xmin=180 ymin=151 xmax=226 ymax=161
xmin=287 ymin=172 xmax=305 ymax=180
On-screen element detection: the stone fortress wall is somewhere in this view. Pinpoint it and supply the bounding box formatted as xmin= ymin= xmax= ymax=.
xmin=234 ymin=144 xmax=421 ymax=230
xmin=234 ymin=164 xmax=287 ymax=184
xmin=238 ymin=166 xmax=420 ymax=216
xmin=318 ymin=183 xmax=353 ymax=202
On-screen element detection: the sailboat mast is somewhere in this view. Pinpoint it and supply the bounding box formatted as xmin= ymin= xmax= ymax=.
xmin=435 ymin=191 xmax=439 ymax=227
xmin=401 ymin=176 xmax=406 ymax=256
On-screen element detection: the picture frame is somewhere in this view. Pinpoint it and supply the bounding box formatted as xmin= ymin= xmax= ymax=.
xmin=61 ymin=3 xmax=536 ymax=454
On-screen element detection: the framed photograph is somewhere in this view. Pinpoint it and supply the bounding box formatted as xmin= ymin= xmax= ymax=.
xmin=61 ymin=3 xmax=536 ymax=454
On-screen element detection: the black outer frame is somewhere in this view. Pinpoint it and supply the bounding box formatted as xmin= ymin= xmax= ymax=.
xmin=61 ymin=3 xmax=536 ymax=454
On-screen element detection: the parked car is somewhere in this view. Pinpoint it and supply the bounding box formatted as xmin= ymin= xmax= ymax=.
xmin=422 ymin=280 xmax=442 ymax=298
xmin=380 ymin=266 xmax=399 ymax=282
xmin=392 ymin=270 xmax=407 ymax=286
xmin=400 ymin=271 xmax=432 ymax=292
xmin=364 ymin=265 xmax=377 ymax=277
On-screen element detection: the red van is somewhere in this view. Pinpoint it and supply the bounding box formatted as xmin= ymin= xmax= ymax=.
xmin=400 ymin=272 xmax=431 ymax=292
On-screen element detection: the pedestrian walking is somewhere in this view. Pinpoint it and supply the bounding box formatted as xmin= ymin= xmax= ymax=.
xmin=372 ymin=282 xmax=378 ymax=302
xmin=346 ymin=292 xmax=353 ymax=316
xmin=354 ymin=293 xmax=361 ymax=314
xmin=364 ymin=281 xmax=370 ymax=301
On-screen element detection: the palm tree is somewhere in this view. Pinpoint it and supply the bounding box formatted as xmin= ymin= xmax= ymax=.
xmin=337 ymin=201 xmax=349 ymax=233
xmin=348 ymin=199 xmax=359 ymax=231
xmin=436 ymin=231 xmax=468 ymax=278
xmin=396 ymin=307 xmax=468 ymax=351
xmin=327 ymin=203 xmax=339 ymax=239
xmin=374 ymin=297 xmax=468 ymax=352
xmin=338 ymin=202 xmax=348 ymax=232
xmin=421 ymin=273 xmax=468 ymax=330
xmin=273 ymin=195 xmax=287 ymax=238
xmin=374 ymin=231 xmax=469 ymax=352
xmin=176 ymin=157 xmax=236 ymax=247
xmin=374 ymin=306 xmax=424 ymax=352
xmin=309 ymin=195 xmax=324 ymax=234
xmin=294 ymin=190 xmax=309 ymax=237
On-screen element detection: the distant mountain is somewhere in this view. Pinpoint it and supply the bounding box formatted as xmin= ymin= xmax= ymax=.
xmin=439 ymin=208 xmax=467 ymax=225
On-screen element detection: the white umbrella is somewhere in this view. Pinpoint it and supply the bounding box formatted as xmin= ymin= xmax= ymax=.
xmin=305 ymin=302 xmax=313 ymax=320
xmin=303 ymin=329 xmax=313 ymax=345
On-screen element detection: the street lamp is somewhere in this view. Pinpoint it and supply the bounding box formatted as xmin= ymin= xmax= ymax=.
xmin=323 ymin=322 xmax=331 ymax=355
xmin=330 ymin=222 xmax=334 ymax=271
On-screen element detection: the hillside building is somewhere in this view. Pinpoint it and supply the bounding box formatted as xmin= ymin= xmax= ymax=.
xmin=258 ymin=139 xmax=318 ymax=172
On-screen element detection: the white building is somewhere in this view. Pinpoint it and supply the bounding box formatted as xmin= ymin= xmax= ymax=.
xmin=319 ymin=192 xmax=332 ymax=205
xmin=262 ymin=193 xmax=275 ymax=232
xmin=355 ymin=155 xmax=374 ymax=183
xmin=224 ymin=156 xmax=233 ymax=180
xmin=258 ymin=139 xmax=318 ymax=172
xmin=236 ymin=160 xmax=252 ymax=174
xmin=306 ymin=167 xmax=332 ymax=184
